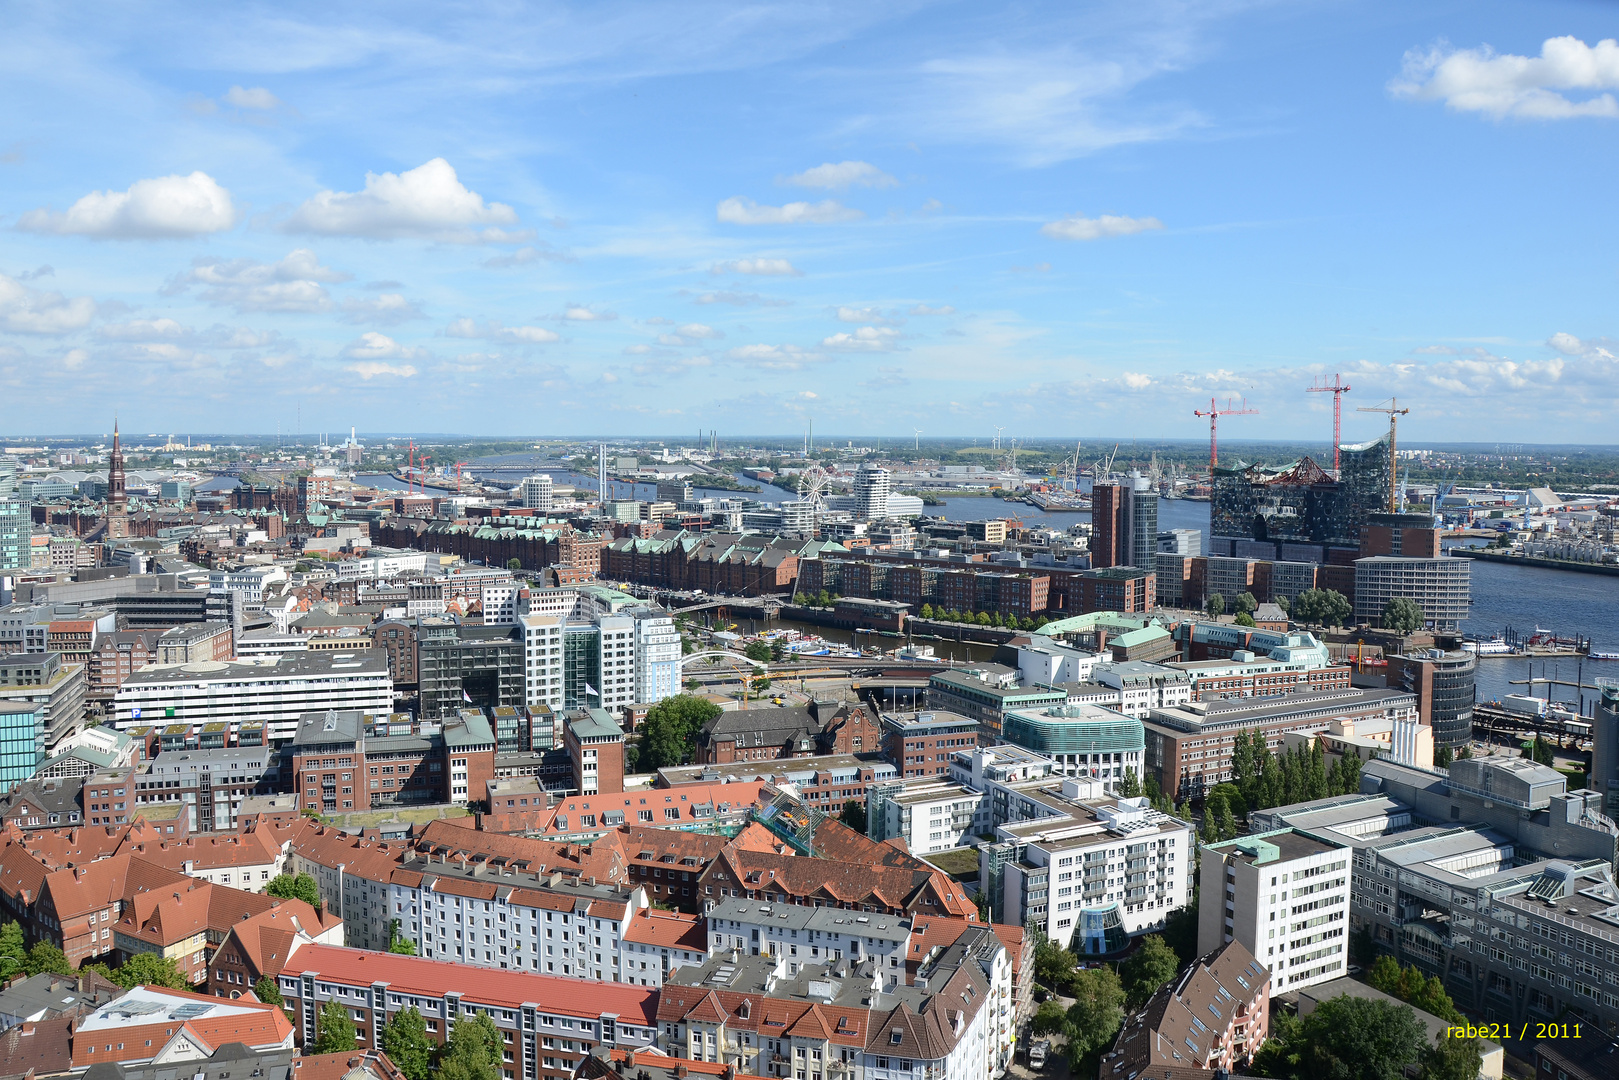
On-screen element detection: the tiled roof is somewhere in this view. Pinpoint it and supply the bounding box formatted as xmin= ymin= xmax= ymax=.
xmin=623 ymin=908 xmax=705 ymax=951
xmin=704 ymin=849 xmax=976 ymax=920
xmin=282 ymin=945 xmax=658 ymax=1025
xmin=121 ymin=829 xmax=283 ymax=872
xmin=0 ymin=1016 xmax=74 ymax=1078
xmin=71 ymin=987 xmax=295 ymax=1069
xmin=291 ymin=1049 xmax=407 ymax=1080
xmin=214 ymin=898 xmax=339 ymax=981
xmin=1103 ymin=941 xmax=1269 ymax=1076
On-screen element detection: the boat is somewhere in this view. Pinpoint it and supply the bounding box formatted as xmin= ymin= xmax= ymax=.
xmin=1589 ymin=650 xmax=1619 ymax=661
xmin=1464 ymin=638 xmax=1514 ymax=656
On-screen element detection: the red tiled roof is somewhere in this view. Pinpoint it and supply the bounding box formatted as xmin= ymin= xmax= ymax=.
xmin=623 ymin=908 xmax=705 ymax=951
xmin=282 ymin=945 xmax=659 ymax=1025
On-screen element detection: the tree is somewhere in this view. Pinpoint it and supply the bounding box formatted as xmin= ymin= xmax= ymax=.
xmin=919 ymin=603 xmax=934 ymax=619
xmin=1120 ymin=935 xmax=1181 ymax=1008
xmin=838 ymin=799 xmax=867 ymax=834
xmin=1455 ymin=744 xmax=1471 ymax=760
xmin=972 ymin=890 xmax=990 ymax=923
xmin=1433 ymin=745 xmax=1453 ymax=769
xmin=23 ymin=942 xmax=72 ymax=976
xmin=1529 ymin=735 xmax=1556 ymax=766
xmin=1208 ymin=782 xmax=1247 ymax=822
xmin=381 ymin=1006 xmax=435 ymax=1080
xmin=1293 ymin=995 xmax=1428 ymax=1080
xmin=439 ymin=1013 xmax=503 ymax=1080
xmin=98 ymin=952 xmax=188 ymax=989
xmin=1306 ymin=740 xmax=1329 ymax=800
xmin=1064 ymin=966 xmax=1126 ymax=1066
xmin=1205 ymin=593 xmax=1226 ymax=617
xmin=1421 ymin=1033 xmax=1483 ymax=1080
xmin=505 ymin=558 xmax=522 ymax=571
xmin=1234 ymin=612 xmax=1256 ymax=627
xmin=639 ymin=695 xmax=722 ymax=772
xmin=1030 ymin=999 xmax=1068 ymax=1036
xmin=975 ymin=611 xmax=992 ymax=626
xmin=1292 ymin=588 xmax=1352 ymax=627
xmin=1161 ymin=891 xmax=1200 ymax=964
xmin=1117 ymin=769 xmax=1142 ymax=798
xmin=1381 ymin=597 xmax=1426 ymax=634
xmin=1276 ymin=593 xmax=1291 ymax=614
xmin=1234 ymin=591 xmax=1258 ymax=616
xmin=254 ymin=975 xmax=283 ymax=1005
xmin=312 ymin=999 xmax=358 ymax=1054
xmin=0 ymin=921 xmax=25 ymax=980
xmin=744 ymin=640 xmax=772 ymax=663
xmin=750 ymin=676 xmax=771 ymax=693
xmin=1213 ymin=794 xmax=1238 ymax=840
xmin=1032 ymin=931 xmax=1077 ymax=993
xmin=769 ymin=638 xmax=786 ymax=663
xmin=388 ymin=919 xmax=418 ymax=955
xmin=266 ymin=873 xmax=321 ymax=908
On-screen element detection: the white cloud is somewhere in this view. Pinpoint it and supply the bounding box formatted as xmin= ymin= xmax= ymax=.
xmin=224 ymin=85 xmax=280 ymax=110
xmin=0 ymin=272 xmax=97 ymax=334
xmin=1041 ymin=213 xmax=1163 ymax=241
xmin=346 ymin=361 xmax=419 ymax=380
xmin=96 ymin=317 xmax=191 ymax=342
xmin=780 ymin=161 xmax=897 ymax=190
xmin=18 ymin=172 xmax=236 ymax=239
xmin=624 ymin=344 xmax=652 ymax=355
xmin=341 ymin=293 xmax=425 ymax=326
xmin=910 ymin=303 xmax=955 ymax=316
xmin=562 ymin=306 xmax=616 ymax=322
xmin=483 ymin=244 xmax=572 ymax=268
xmin=710 ymin=258 xmax=801 ymax=276
xmin=727 ymin=343 xmax=821 ymax=369
xmin=837 ymin=306 xmax=902 ymax=325
xmin=285 ymin=158 xmax=523 ymax=241
xmin=693 ymin=290 xmax=791 ymax=307
xmin=1121 ymin=372 xmax=1153 ymax=389
xmin=657 ymin=323 xmax=725 ymax=346
xmin=1391 ymin=36 xmax=1619 ymax=120
xmin=446 ymin=318 xmax=559 ymax=344
xmin=1548 ymin=332 xmax=1616 ymax=359
xmin=822 ymin=325 xmax=902 ymax=352
xmin=167 ymin=249 xmax=348 ymax=313
xmin=717 ymin=197 xmax=863 ymax=225
xmin=342 ymin=332 xmax=427 ymax=362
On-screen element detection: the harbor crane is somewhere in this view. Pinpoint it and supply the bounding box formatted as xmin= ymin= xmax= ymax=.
xmin=1307 ymin=374 xmax=1351 ymax=471
xmin=1357 ymin=398 xmax=1410 ymax=512
xmin=1193 ymin=397 xmax=1258 ymax=473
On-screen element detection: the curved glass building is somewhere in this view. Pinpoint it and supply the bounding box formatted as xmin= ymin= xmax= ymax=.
xmin=1001 ymin=703 xmax=1145 ymax=783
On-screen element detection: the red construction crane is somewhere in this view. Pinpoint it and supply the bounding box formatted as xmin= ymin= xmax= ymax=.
xmin=1307 ymin=374 xmax=1352 ymax=471
xmin=1193 ymin=397 xmax=1258 ymax=473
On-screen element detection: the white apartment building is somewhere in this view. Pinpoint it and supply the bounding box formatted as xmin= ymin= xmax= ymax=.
xmin=112 ymin=651 xmax=392 ymax=743
xmin=587 ymin=614 xmax=636 ymax=712
xmin=619 ymin=907 xmax=708 ymax=987
xmin=520 ymin=613 xmax=564 ymax=711
xmin=632 ymin=608 xmax=681 ymax=705
xmin=1197 ymin=828 xmax=1351 ymax=997
xmin=483 ymin=582 xmax=520 ymax=625
xmin=333 ymin=552 xmax=430 ymax=581
xmin=705 ymin=897 xmax=913 ymax=985
xmin=868 ymin=779 xmax=987 ymax=856
xmin=207 ymin=566 xmax=286 ymax=605
xmin=983 ymin=786 xmax=1196 ymax=955
xmin=1093 ymin=661 xmax=1193 ymax=718
xmin=1016 ymin=641 xmax=1101 ymax=686
xmin=519 ymin=474 xmax=554 ymax=511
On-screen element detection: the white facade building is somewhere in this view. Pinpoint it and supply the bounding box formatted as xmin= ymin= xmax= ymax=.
xmin=112 ymin=652 xmax=392 ymax=743
xmin=1016 ymin=641 xmax=1101 ymax=686
xmin=519 ymin=474 xmax=555 ymax=511
xmin=854 ymin=464 xmax=891 ymax=521
xmin=632 ymin=608 xmax=681 ymax=705
xmin=1197 ymin=828 xmax=1351 ymax=998
xmin=482 ymin=582 xmax=520 ymax=625
xmin=207 ymin=566 xmax=286 ymax=605
xmin=868 ymin=779 xmax=988 ymax=856
xmin=520 ymin=613 xmax=565 ymax=711
xmin=1093 ymin=661 xmax=1194 ymax=718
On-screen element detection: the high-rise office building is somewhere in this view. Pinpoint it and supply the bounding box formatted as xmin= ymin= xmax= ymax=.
xmin=1593 ymin=680 xmax=1619 ymax=813
xmin=0 ymin=456 xmax=26 ymax=571
xmin=1092 ymin=475 xmax=1157 ymax=571
xmin=854 ymin=463 xmax=890 ymax=520
xmin=518 ymin=474 xmax=554 ymax=511
xmin=1390 ymin=648 xmax=1477 ymax=750
xmin=1091 ymin=483 xmax=1125 ymax=568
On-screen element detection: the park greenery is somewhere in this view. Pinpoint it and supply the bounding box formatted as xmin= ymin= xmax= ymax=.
xmin=632 ymin=694 xmax=722 ymax=773
xmin=1291 ymin=588 xmax=1354 ymax=627
xmin=266 ymin=872 xmax=322 ymax=908
xmin=1381 ymin=597 xmax=1427 ymax=634
xmin=1252 ymin=993 xmax=1478 ymax=1080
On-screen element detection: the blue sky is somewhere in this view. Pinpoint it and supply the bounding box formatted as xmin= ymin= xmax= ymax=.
xmin=2 ymin=1 xmax=1618 ymax=442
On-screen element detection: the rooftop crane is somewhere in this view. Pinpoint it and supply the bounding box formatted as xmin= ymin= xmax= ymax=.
xmin=1306 ymin=374 xmax=1351 ymax=472
xmin=1192 ymin=397 xmax=1258 ymax=473
xmin=1356 ymin=398 xmax=1410 ymax=512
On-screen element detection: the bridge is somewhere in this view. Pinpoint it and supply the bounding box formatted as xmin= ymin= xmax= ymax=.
xmin=681 ymin=651 xmax=768 ymax=671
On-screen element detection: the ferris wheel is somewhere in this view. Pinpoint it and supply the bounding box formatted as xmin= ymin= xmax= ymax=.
xmin=799 ymin=464 xmax=830 ymax=516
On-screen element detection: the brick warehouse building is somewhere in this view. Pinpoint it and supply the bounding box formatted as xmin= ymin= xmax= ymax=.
xmin=372 ymin=517 xmax=605 ymax=576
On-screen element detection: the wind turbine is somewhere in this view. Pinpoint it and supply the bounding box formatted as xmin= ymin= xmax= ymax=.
xmin=993 ymin=426 xmax=1005 ymax=451
xmin=913 ymin=429 xmax=922 ymax=451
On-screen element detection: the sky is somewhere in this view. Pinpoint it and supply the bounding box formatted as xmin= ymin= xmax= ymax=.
xmin=2 ymin=1 xmax=1618 ymax=443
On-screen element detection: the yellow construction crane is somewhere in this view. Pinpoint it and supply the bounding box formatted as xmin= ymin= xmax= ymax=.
xmin=1357 ymin=398 xmax=1410 ymax=511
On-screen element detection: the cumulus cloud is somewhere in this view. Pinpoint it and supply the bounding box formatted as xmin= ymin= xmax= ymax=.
xmin=822 ymin=326 xmax=902 ymax=352
xmin=1391 ymin=36 xmax=1619 ymax=119
xmin=693 ymin=291 xmax=791 ymax=307
xmin=780 ymin=161 xmax=898 ymax=190
xmin=285 ymin=158 xmax=522 ymax=241
xmin=165 ymin=249 xmax=349 ymax=313
xmin=1121 ymin=372 xmax=1153 ymax=389
xmin=342 ymin=332 xmax=427 ymax=362
xmin=446 ymin=318 xmax=559 ymax=344
xmin=562 ymin=306 xmax=616 ymax=322
xmin=1040 ymin=213 xmax=1163 ymax=241
xmin=837 ymin=306 xmax=903 ymax=326
xmin=224 ymin=86 xmax=280 ymax=110
xmin=1548 ymin=331 xmax=1616 ymax=358
xmin=346 ymin=361 xmax=418 ymax=379
xmin=726 ymin=343 xmax=821 ymax=369
xmin=710 ymin=258 xmax=801 ymax=276
xmin=18 ymin=172 xmax=236 ymax=239
xmin=910 ymin=303 xmax=955 ymax=316
xmin=656 ymin=323 xmax=725 ymax=346
xmin=96 ymin=317 xmax=191 ymax=342
xmin=341 ymin=293 xmax=425 ymax=326
xmin=0 ymin=272 xmax=96 ymax=334
xmin=716 ymin=197 xmax=863 ymax=225
xmin=482 ymin=243 xmax=572 ymax=268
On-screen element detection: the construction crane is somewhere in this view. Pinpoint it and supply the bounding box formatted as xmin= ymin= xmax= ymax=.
xmin=1357 ymin=397 xmax=1410 ymax=512
xmin=454 ymin=462 xmax=472 ymax=494
xmin=1306 ymin=374 xmax=1351 ymax=472
xmin=1192 ymin=397 xmax=1258 ymax=473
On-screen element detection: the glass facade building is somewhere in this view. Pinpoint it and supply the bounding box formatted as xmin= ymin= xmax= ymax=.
xmin=0 ymin=702 xmax=45 ymax=784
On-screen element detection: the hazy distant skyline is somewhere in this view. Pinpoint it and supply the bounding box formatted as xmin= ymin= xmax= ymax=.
xmin=3 ymin=2 xmax=1617 ymax=442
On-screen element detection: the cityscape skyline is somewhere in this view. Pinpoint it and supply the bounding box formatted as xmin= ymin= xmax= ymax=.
xmin=4 ymin=2 xmax=1618 ymax=439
